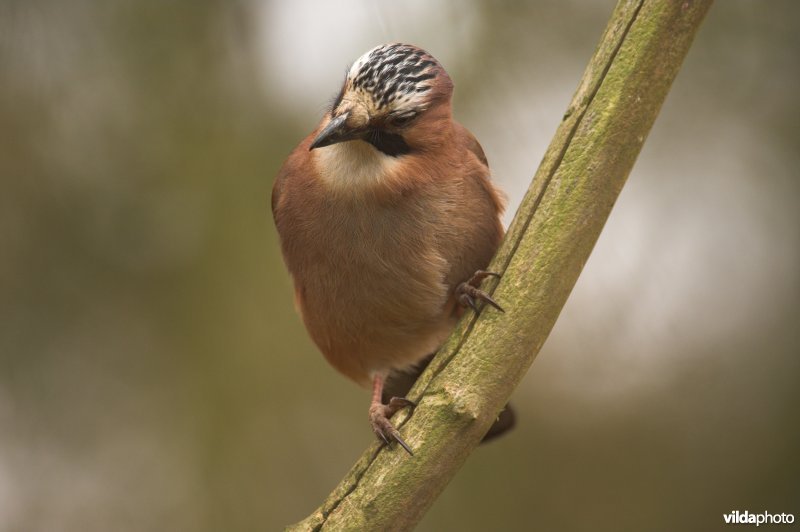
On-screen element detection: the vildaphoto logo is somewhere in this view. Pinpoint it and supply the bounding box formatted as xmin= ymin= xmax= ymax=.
xmin=723 ymin=510 xmax=795 ymax=526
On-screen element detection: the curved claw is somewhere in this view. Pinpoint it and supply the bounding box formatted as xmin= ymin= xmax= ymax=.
xmin=376 ymin=430 xmax=390 ymax=445
xmin=456 ymin=269 xmax=505 ymax=314
xmin=388 ymin=397 xmax=416 ymax=409
xmin=478 ymin=291 xmax=504 ymax=313
xmin=456 ymin=283 xmax=505 ymax=314
xmin=388 ymin=429 xmax=414 ymax=456
xmin=370 ymin=396 xmax=415 ymax=456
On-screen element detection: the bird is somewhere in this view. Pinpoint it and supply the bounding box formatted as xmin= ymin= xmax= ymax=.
xmin=272 ymin=43 xmax=510 ymax=455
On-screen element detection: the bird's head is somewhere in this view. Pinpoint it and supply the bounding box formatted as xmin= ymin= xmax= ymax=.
xmin=309 ymin=43 xmax=454 ymax=156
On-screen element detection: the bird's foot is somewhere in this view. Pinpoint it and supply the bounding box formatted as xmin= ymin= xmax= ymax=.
xmin=456 ymin=270 xmax=504 ymax=313
xmin=369 ymin=397 xmax=416 ymax=455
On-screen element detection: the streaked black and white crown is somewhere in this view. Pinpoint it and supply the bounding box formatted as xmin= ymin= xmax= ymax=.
xmin=346 ymin=43 xmax=440 ymax=112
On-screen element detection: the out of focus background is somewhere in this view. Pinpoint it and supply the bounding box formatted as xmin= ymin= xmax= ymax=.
xmin=1 ymin=1 xmax=798 ymax=530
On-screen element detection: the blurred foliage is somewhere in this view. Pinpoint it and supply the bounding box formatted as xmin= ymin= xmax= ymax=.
xmin=0 ymin=1 xmax=798 ymax=531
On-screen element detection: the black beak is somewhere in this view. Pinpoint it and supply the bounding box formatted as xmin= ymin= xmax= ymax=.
xmin=309 ymin=113 xmax=360 ymax=150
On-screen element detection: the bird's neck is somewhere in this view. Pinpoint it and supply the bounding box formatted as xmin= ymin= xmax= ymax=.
xmin=312 ymin=140 xmax=402 ymax=192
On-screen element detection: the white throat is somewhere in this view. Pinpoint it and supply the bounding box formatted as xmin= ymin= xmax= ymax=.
xmin=313 ymin=140 xmax=399 ymax=190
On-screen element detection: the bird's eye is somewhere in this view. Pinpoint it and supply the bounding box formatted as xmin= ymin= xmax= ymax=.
xmin=390 ymin=113 xmax=416 ymax=128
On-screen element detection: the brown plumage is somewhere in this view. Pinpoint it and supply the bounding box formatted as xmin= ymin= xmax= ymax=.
xmin=272 ymin=43 xmax=508 ymax=454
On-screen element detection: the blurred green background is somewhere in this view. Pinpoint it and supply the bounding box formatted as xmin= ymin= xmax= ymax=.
xmin=1 ymin=1 xmax=798 ymax=530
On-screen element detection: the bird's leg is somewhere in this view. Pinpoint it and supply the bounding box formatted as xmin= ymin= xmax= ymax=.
xmin=456 ymin=270 xmax=504 ymax=313
xmin=369 ymin=373 xmax=416 ymax=455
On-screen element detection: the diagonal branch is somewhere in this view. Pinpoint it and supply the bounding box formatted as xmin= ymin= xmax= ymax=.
xmin=288 ymin=1 xmax=713 ymax=530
